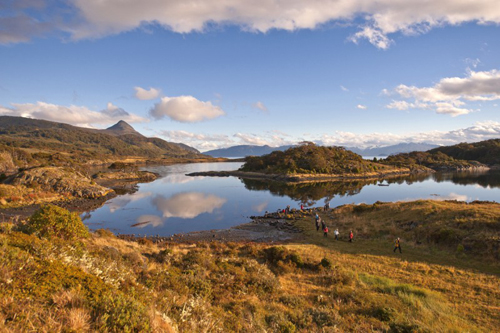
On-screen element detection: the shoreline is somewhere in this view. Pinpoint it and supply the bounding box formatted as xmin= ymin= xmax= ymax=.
xmin=186 ymin=169 xmax=415 ymax=183
xmin=117 ymin=211 xmax=306 ymax=244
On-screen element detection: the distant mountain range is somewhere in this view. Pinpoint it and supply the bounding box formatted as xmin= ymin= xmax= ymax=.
xmin=346 ymin=142 xmax=440 ymax=157
xmin=204 ymin=145 xmax=294 ymax=158
xmin=204 ymin=142 xmax=439 ymax=158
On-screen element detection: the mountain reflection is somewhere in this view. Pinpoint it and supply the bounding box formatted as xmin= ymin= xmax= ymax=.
xmin=133 ymin=192 xmax=227 ymax=228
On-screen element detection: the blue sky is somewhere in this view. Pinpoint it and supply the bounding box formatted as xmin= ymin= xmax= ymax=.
xmin=1 ymin=1 xmax=500 ymax=151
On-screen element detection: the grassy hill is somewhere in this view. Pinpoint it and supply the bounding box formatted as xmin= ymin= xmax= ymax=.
xmin=379 ymin=151 xmax=486 ymax=172
xmin=429 ymin=139 xmax=500 ymax=165
xmin=0 ymin=116 xmax=203 ymax=172
xmin=1 ymin=201 xmax=499 ymax=331
xmin=240 ymin=143 xmax=400 ymax=175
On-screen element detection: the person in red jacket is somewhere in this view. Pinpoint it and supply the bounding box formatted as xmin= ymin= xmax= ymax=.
xmin=349 ymin=230 xmax=353 ymax=242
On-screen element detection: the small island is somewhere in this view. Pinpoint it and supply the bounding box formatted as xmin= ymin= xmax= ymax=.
xmin=188 ymin=142 xmax=491 ymax=182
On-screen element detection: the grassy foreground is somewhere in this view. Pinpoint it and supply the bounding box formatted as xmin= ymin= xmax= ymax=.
xmin=1 ymin=201 xmax=499 ymax=332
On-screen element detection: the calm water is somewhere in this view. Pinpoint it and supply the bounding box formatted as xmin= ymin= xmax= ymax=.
xmin=82 ymin=162 xmax=500 ymax=236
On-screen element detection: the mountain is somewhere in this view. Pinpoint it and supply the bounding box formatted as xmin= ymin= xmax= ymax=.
xmin=0 ymin=116 xmax=203 ymax=166
xmin=102 ymin=120 xmax=144 ymax=137
xmin=347 ymin=142 xmax=440 ymax=157
xmin=429 ymin=139 xmax=500 ymax=165
xmin=204 ymin=145 xmax=294 ymax=157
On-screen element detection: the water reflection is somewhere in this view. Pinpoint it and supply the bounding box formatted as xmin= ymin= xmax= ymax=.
xmin=107 ymin=191 xmax=152 ymax=213
xmin=133 ymin=192 xmax=227 ymax=228
xmin=241 ymin=178 xmax=376 ymax=206
xmin=82 ymin=163 xmax=500 ymax=236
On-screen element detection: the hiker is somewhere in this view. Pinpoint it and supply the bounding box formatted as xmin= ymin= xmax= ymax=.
xmin=315 ymin=213 xmax=319 ymax=221
xmin=300 ymin=204 xmax=304 ymax=211
xmin=349 ymin=230 xmax=353 ymax=242
xmin=323 ymin=226 xmax=329 ymax=237
xmin=334 ymin=228 xmax=339 ymax=240
xmin=394 ymin=237 xmax=402 ymax=253
xmin=315 ymin=217 xmax=321 ymax=231
xmin=321 ymin=220 xmax=326 ymax=231
xmin=285 ymin=205 xmax=290 ymax=214
xmin=324 ymin=202 xmax=330 ymax=211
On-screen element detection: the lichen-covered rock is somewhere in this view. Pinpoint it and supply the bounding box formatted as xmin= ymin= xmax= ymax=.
xmin=6 ymin=166 xmax=111 ymax=199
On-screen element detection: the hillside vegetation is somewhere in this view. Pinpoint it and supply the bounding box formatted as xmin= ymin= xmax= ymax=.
xmin=0 ymin=116 xmax=203 ymax=173
xmin=429 ymin=139 xmax=500 ymax=165
xmin=241 ymin=143 xmax=399 ymax=175
xmin=1 ymin=201 xmax=499 ymax=331
xmin=380 ymin=151 xmax=486 ymax=172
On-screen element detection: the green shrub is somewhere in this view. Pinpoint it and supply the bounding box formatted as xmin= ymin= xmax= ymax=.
xmin=93 ymin=292 xmax=151 ymax=332
xmin=26 ymin=204 xmax=89 ymax=240
xmin=95 ymin=228 xmax=115 ymax=238
xmin=320 ymin=257 xmax=332 ymax=269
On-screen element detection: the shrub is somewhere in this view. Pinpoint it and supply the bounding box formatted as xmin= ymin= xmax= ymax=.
xmin=93 ymin=292 xmax=151 ymax=332
xmin=320 ymin=257 xmax=332 ymax=269
xmin=26 ymin=205 xmax=89 ymax=240
xmin=94 ymin=229 xmax=115 ymax=238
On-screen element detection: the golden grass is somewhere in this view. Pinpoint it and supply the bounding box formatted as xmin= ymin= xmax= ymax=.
xmin=1 ymin=200 xmax=499 ymax=331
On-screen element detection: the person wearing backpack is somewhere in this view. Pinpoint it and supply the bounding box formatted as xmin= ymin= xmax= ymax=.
xmin=323 ymin=226 xmax=329 ymax=237
xmin=334 ymin=228 xmax=339 ymax=240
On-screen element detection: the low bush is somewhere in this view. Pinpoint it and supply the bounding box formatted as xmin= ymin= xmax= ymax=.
xmin=26 ymin=205 xmax=89 ymax=240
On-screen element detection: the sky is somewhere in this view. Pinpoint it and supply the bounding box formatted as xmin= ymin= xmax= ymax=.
xmin=1 ymin=0 xmax=500 ymax=152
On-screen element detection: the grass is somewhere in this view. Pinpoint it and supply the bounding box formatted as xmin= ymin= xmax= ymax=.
xmin=1 ymin=201 xmax=499 ymax=331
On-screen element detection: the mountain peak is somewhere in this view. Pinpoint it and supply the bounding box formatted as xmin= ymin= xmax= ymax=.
xmin=104 ymin=120 xmax=143 ymax=136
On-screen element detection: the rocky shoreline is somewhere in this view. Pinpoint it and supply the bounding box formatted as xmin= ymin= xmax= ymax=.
xmin=186 ymin=169 xmax=413 ymax=183
xmin=117 ymin=212 xmax=304 ymax=244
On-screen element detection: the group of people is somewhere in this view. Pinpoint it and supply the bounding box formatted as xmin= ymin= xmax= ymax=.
xmin=315 ymin=212 xmax=354 ymax=242
xmin=310 ymin=205 xmax=402 ymax=253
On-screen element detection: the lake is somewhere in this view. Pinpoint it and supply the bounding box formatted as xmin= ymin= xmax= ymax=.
xmin=82 ymin=162 xmax=500 ymax=236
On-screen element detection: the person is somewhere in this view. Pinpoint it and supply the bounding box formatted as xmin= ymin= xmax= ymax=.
xmin=323 ymin=226 xmax=329 ymax=237
xmin=334 ymin=228 xmax=339 ymax=240
xmin=394 ymin=237 xmax=402 ymax=253
xmin=321 ymin=220 xmax=326 ymax=231
xmin=285 ymin=205 xmax=290 ymax=214
xmin=315 ymin=217 xmax=321 ymax=231
xmin=349 ymin=230 xmax=353 ymax=242
xmin=300 ymin=204 xmax=304 ymax=211
xmin=324 ymin=202 xmax=330 ymax=211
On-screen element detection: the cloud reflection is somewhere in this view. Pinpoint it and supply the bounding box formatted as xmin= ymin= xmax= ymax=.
xmin=133 ymin=192 xmax=227 ymax=228
xmin=153 ymin=192 xmax=227 ymax=218
xmin=252 ymin=201 xmax=268 ymax=213
xmin=107 ymin=191 xmax=152 ymax=213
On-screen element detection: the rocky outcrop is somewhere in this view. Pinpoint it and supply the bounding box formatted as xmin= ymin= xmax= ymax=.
xmin=5 ymin=166 xmax=111 ymax=199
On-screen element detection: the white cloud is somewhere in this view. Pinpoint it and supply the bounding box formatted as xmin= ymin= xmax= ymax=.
xmin=150 ymin=96 xmax=225 ymax=122
xmin=134 ymin=86 xmax=161 ymax=100
xmin=357 ymin=104 xmax=367 ymax=109
xmin=252 ymin=101 xmax=268 ymax=112
xmin=6 ymin=1 xmax=500 ymax=48
xmin=318 ymin=121 xmax=500 ymax=148
xmin=159 ymin=129 xmax=295 ymax=151
xmin=340 ymin=85 xmax=349 ymax=92
xmin=233 ymin=133 xmax=272 ymax=146
xmin=69 ymin=0 xmax=500 ymax=49
xmin=0 ymin=101 xmax=146 ymax=127
xmin=152 ymin=192 xmax=227 ymax=219
xmin=386 ymin=69 xmax=500 ymax=116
